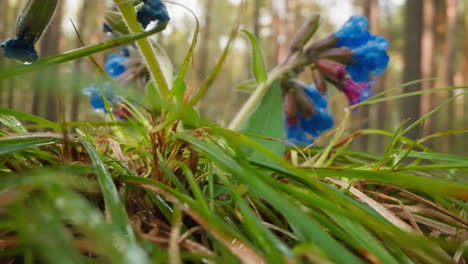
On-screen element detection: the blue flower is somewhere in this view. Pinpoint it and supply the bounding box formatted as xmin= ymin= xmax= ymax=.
xmin=334 ymin=16 xmax=371 ymax=48
xmin=105 ymin=54 xmax=127 ymax=79
xmin=346 ymin=35 xmax=389 ymax=82
xmin=1 ymin=38 xmax=38 ymax=62
xmin=357 ymin=82 xmax=373 ymax=102
xmin=285 ymin=85 xmax=334 ymax=146
xmin=83 ymin=82 xmax=121 ymax=113
xmin=302 ymin=107 xmax=334 ymax=137
xmin=286 ymin=122 xmax=314 ymax=146
xmin=304 ymin=84 xmax=328 ymax=108
xmin=137 ymin=0 xmax=170 ymax=29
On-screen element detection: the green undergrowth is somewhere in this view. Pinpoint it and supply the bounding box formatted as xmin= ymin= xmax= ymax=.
xmin=0 ymin=102 xmax=467 ymax=264
xmin=0 ymin=3 xmax=467 ymax=262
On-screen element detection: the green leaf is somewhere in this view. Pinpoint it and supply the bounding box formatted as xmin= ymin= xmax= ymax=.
xmin=241 ymin=30 xmax=268 ymax=83
xmin=240 ymin=80 xmax=285 ymax=162
xmin=78 ymin=133 xmax=148 ymax=263
xmin=0 ymin=137 xmax=58 ymax=155
xmin=407 ymin=151 xmax=468 ymax=163
xmin=170 ymin=6 xmax=199 ymax=103
xmin=47 ymin=186 xmax=148 ymax=264
xmin=0 ymin=108 xmax=61 ymax=131
xmin=0 ymin=22 xmax=168 ymax=80
xmin=304 ymin=168 xmax=468 ymax=198
xmin=178 ymin=133 xmax=363 ymax=264
xmin=11 ymin=198 xmax=84 ymax=264
xmin=0 ymin=115 xmax=27 ymax=133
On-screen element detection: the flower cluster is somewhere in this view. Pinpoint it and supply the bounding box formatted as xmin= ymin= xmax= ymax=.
xmin=283 ymin=81 xmax=333 ymax=145
xmin=81 ymin=0 xmax=172 ymax=119
xmin=307 ymin=15 xmax=389 ymax=106
xmin=282 ymin=15 xmax=389 ymax=145
xmin=82 ymin=48 xmax=135 ymax=120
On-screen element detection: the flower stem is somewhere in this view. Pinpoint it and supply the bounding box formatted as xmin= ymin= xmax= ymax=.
xmin=228 ymin=58 xmax=310 ymax=131
xmin=113 ymin=0 xmax=170 ymax=99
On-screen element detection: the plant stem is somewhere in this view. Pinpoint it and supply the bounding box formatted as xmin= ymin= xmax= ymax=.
xmin=113 ymin=0 xmax=170 ymax=99
xmin=228 ymin=58 xmax=310 ymax=131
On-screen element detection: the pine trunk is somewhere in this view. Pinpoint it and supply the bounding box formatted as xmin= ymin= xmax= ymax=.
xmin=71 ymin=0 xmax=91 ymax=122
xmin=198 ymin=0 xmax=214 ymax=81
xmin=420 ymin=0 xmax=435 ymax=138
xmin=40 ymin=1 xmax=63 ymax=122
xmin=444 ymin=0 xmax=458 ymax=150
xmin=401 ymin=0 xmax=423 ymax=140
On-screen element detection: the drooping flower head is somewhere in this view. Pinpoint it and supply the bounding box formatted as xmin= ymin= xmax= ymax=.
xmin=342 ymin=79 xmax=373 ymax=106
xmin=305 ymin=15 xmax=389 ymax=107
xmin=334 ymin=16 xmax=371 ymax=48
xmin=82 ymin=82 xmax=121 ymax=113
xmin=105 ymin=54 xmax=128 ymax=79
xmin=284 ymin=82 xmax=334 ymax=146
xmin=1 ymin=38 xmax=38 ymax=62
xmin=346 ymin=35 xmax=390 ymax=82
xmin=1 ymin=0 xmax=59 ymax=62
xmin=137 ymin=0 xmax=170 ymax=29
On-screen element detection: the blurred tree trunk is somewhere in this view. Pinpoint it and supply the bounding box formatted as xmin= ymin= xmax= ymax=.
xmin=71 ymin=0 xmax=91 ymax=122
xmin=464 ymin=3 xmax=468 ymax=86
xmin=444 ymin=0 xmax=458 ymax=149
xmin=7 ymin=1 xmax=22 ymax=109
xmin=270 ymin=1 xmax=281 ymax=65
xmin=32 ymin=1 xmax=63 ymax=121
xmin=253 ymin=0 xmax=261 ymax=37
xmin=463 ymin=2 xmax=468 ymax=154
xmin=198 ymin=0 xmax=214 ymax=81
xmin=0 ymin=0 xmax=9 ymax=107
xmin=359 ymin=0 xmax=381 ymax=152
xmin=401 ymin=0 xmax=423 ymax=140
xmin=420 ymin=0 xmax=435 ymax=138
xmin=247 ymin=0 xmax=262 ymax=79
xmin=270 ymin=0 xmax=289 ymax=64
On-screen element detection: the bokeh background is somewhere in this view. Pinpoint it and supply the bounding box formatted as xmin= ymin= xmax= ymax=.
xmin=0 ymin=0 xmax=466 ymax=154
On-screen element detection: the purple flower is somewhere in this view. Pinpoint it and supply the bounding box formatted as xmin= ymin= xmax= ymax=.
xmin=83 ymin=82 xmax=121 ymax=113
xmin=105 ymin=54 xmax=128 ymax=79
xmin=137 ymin=0 xmax=170 ymax=29
xmin=284 ymin=85 xmax=334 ymax=146
xmin=342 ymin=79 xmax=373 ymax=105
xmin=334 ymin=16 xmax=371 ymax=48
xmin=113 ymin=103 xmax=132 ymax=120
xmin=315 ymin=58 xmax=347 ymax=82
xmin=346 ymin=35 xmax=390 ymax=82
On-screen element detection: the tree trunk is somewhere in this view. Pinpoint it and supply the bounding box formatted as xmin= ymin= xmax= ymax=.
xmin=0 ymin=0 xmax=9 ymax=107
xmin=462 ymin=2 xmax=468 ymax=154
xmin=71 ymin=0 xmax=91 ymax=122
xmin=253 ymin=0 xmax=261 ymax=37
xmin=361 ymin=0 xmax=381 ymax=152
xmin=401 ymin=0 xmax=423 ymax=140
xmin=7 ymin=1 xmax=22 ymax=109
xmin=420 ymin=0 xmax=436 ymax=138
xmin=198 ymin=0 xmax=214 ymax=81
xmin=39 ymin=1 xmax=63 ymax=122
xmin=444 ymin=0 xmax=458 ymax=150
